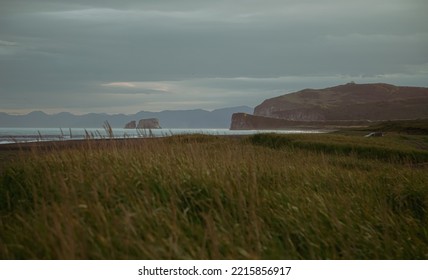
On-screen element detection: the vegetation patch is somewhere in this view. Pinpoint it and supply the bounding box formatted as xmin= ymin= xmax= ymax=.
xmin=250 ymin=133 xmax=428 ymax=163
xmin=0 ymin=134 xmax=427 ymax=259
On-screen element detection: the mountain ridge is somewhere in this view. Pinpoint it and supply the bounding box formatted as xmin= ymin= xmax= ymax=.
xmin=0 ymin=106 xmax=253 ymax=128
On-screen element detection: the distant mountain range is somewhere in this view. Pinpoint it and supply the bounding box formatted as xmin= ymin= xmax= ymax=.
xmin=231 ymin=83 xmax=428 ymax=129
xmin=0 ymin=106 xmax=253 ymax=128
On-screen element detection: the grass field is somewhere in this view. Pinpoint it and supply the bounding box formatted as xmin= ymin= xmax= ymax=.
xmin=1 ymin=132 xmax=427 ymax=259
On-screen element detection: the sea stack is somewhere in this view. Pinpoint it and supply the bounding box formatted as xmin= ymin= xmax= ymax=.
xmin=124 ymin=120 xmax=137 ymax=129
xmin=137 ymin=118 xmax=161 ymax=129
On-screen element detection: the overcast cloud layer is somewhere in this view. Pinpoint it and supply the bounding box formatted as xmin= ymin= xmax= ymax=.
xmin=1 ymin=0 xmax=427 ymax=114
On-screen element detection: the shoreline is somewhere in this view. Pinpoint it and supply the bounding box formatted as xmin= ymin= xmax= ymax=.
xmin=0 ymin=134 xmax=254 ymax=152
xmin=0 ymin=127 xmax=331 ymax=148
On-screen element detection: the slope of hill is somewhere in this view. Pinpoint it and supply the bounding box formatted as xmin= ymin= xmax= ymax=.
xmin=254 ymin=83 xmax=428 ymax=121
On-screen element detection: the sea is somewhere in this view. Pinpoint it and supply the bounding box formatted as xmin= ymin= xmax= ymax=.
xmin=0 ymin=127 xmax=325 ymax=145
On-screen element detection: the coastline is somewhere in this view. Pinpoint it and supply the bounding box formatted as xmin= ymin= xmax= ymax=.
xmin=0 ymin=127 xmax=329 ymax=147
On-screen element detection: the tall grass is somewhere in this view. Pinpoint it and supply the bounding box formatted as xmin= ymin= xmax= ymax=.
xmin=0 ymin=134 xmax=427 ymax=259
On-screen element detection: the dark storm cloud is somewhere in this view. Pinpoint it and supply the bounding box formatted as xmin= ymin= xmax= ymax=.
xmin=0 ymin=0 xmax=427 ymax=113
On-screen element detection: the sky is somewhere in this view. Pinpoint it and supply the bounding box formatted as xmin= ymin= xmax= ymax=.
xmin=1 ymin=0 xmax=427 ymax=115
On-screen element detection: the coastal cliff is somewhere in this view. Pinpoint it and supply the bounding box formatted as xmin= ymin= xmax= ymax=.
xmin=230 ymin=113 xmax=295 ymax=130
xmin=254 ymin=83 xmax=428 ymax=121
xmin=231 ymin=83 xmax=428 ymax=130
xmin=230 ymin=113 xmax=373 ymax=130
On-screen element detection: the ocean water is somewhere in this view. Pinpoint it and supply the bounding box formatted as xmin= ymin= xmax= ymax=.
xmin=0 ymin=127 xmax=324 ymax=144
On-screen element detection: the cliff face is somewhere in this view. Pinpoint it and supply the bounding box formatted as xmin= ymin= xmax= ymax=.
xmin=254 ymin=83 xmax=428 ymax=121
xmin=230 ymin=113 xmax=299 ymax=130
xmin=137 ymin=118 xmax=161 ymax=129
xmin=230 ymin=113 xmax=252 ymax=130
xmin=230 ymin=113 xmax=373 ymax=130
